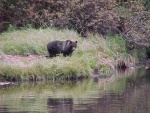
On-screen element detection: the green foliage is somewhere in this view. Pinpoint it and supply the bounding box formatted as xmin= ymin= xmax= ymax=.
xmin=135 ymin=46 xmax=147 ymax=60
xmin=108 ymin=35 xmax=126 ymax=53
xmin=7 ymin=24 xmax=16 ymax=32
xmin=3 ymin=43 xmax=45 ymax=55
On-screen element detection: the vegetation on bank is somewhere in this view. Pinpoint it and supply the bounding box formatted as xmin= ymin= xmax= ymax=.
xmin=0 ymin=28 xmax=134 ymax=81
xmin=0 ymin=0 xmax=149 ymax=82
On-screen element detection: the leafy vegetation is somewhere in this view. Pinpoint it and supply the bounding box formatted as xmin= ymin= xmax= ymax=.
xmin=1 ymin=0 xmax=149 ymax=40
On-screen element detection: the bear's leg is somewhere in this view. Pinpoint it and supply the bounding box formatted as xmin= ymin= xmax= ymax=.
xmin=49 ymin=51 xmax=57 ymax=57
xmin=48 ymin=48 xmax=57 ymax=57
xmin=63 ymin=53 xmax=67 ymax=57
xmin=50 ymin=54 xmax=55 ymax=57
xmin=63 ymin=52 xmax=72 ymax=57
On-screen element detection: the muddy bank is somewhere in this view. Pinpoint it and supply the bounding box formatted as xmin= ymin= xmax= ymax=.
xmin=0 ymin=53 xmax=149 ymax=83
xmin=0 ymin=54 xmax=46 ymax=67
xmin=135 ymin=59 xmax=150 ymax=69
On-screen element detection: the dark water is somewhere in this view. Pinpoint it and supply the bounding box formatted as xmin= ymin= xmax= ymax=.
xmin=0 ymin=68 xmax=150 ymax=113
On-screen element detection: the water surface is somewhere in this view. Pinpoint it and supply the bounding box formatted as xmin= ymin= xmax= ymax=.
xmin=0 ymin=68 xmax=150 ymax=113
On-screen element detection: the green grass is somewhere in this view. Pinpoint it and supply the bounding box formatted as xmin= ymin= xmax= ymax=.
xmin=0 ymin=28 xmax=134 ymax=81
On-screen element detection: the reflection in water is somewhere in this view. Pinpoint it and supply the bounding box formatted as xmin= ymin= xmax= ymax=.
xmin=0 ymin=68 xmax=150 ymax=113
xmin=47 ymin=98 xmax=73 ymax=113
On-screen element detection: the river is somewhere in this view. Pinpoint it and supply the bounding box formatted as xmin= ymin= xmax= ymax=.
xmin=0 ymin=68 xmax=150 ymax=113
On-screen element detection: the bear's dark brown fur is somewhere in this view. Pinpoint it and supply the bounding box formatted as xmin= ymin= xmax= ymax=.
xmin=47 ymin=40 xmax=77 ymax=57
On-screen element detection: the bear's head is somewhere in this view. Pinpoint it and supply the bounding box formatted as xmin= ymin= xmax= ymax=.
xmin=67 ymin=40 xmax=77 ymax=52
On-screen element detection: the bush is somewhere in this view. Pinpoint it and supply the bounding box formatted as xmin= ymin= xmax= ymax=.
xmin=0 ymin=0 xmax=124 ymax=37
xmin=144 ymin=0 xmax=150 ymax=11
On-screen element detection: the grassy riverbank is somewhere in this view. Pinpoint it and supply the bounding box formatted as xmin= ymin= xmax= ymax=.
xmin=0 ymin=28 xmax=135 ymax=81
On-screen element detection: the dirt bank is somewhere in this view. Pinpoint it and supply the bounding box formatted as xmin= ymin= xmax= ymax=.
xmin=0 ymin=54 xmax=46 ymax=67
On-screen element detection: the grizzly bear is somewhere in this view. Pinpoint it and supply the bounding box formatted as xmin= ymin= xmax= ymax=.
xmin=47 ymin=40 xmax=77 ymax=57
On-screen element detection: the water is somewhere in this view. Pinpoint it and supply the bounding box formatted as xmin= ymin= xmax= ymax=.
xmin=0 ymin=68 xmax=150 ymax=113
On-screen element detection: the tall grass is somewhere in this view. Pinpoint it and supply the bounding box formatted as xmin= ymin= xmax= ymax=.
xmin=0 ymin=28 xmax=134 ymax=81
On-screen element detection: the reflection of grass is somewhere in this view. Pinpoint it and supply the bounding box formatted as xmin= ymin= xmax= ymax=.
xmin=0 ymin=79 xmax=99 ymax=98
xmin=108 ymin=76 xmax=128 ymax=94
xmin=106 ymin=69 xmax=139 ymax=94
xmin=107 ymin=68 xmax=150 ymax=94
xmin=0 ymin=68 xmax=146 ymax=112
xmin=0 ymin=79 xmax=100 ymax=112
xmin=0 ymin=28 xmax=134 ymax=81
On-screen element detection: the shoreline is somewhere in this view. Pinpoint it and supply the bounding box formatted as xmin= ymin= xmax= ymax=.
xmin=0 ymin=54 xmax=149 ymax=84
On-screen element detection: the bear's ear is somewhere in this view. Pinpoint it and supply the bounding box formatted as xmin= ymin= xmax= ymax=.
xmin=75 ymin=41 xmax=77 ymax=43
xmin=69 ymin=41 xmax=72 ymax=44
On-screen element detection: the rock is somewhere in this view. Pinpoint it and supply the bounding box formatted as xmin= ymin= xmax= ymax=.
xmin=0 ymin=82 xmax=17 ymax=86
